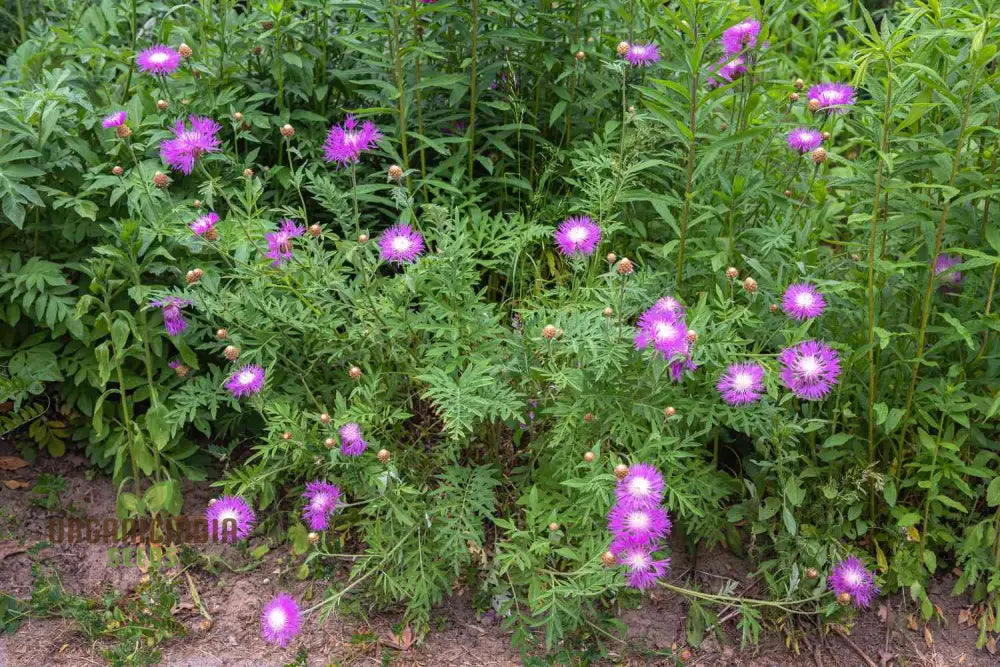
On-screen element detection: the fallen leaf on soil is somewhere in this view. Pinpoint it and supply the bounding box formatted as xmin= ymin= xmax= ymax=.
xmin=3 ymin=480 xmax=29 ymax=489
xmin=906 ymin=614 xmax=918 ymax=631
xmin=923 ymin=626 xmax=934 ymax=648
xmin=987 ymin=636 xmax=997 ymax=654
xmin=0 ymin=456 xmax=30 ymax=471
xmin=383 ymin=625 xmax=415 ymax=651
xmin=958 ymin=608 xmax=973 ymax=626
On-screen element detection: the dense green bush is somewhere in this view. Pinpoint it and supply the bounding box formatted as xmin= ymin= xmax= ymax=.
xmin=1 ymin=0 xmax=998 ymax=657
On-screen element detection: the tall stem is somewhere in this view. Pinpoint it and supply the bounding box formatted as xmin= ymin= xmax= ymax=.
xmin=675 ymin=9 xmax=699 ymax=288
xmin=410 ymin=0 xmax=428 ymax=199
xmin=467 ymin=0 xmax=479 ymax=181
xmin=390 ymin=0 xmax=410 ymax=179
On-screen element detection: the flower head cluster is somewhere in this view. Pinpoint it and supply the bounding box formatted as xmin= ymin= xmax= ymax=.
xmin=706 ymin=55 xmax=746 ymax=87
xmin=339 ymin=422 xmax=367 ymax=456
xmin=225 ymin=364 xmax=265 ymax=399
xmin=190 ymin=211 xmax=219 ymax=237
xmin=265 ymin=219 xmax=306 ymax=267
xmin=206 ymin=495 xmax=256 ymax=542
xmin=807 ymin=82 xmax=855 ymax=114
xmin=721 ymin=19 xmax=761 ymax=56
xmin=323 ymin=115 xmax=382 ymax=166
xmin=302 ymin=480 xmax=341 ymax=531
xmin=378 ymin=223 xmax=425 ymax=264
xmin=160 ymin=115 xmax=221 ymax=174
xmin=787 ymin=127 xmax=823 ymax=153
xmin=778 ymin=340 xmax=841 ymax=401
xmin=624 ymin=42 xmax=661 ymax=67
xmin=607 ymin=462 xmax=671 ymax=589
xmin=782 ymin=283 xmax=826 ymax=319
xmin=934 ymin=254 xmax=963 ymax=292
xmin=634 ymin=297 xmax=695 ymax=381
xmin=717 ymin=362 xmax=766 ymax=406
xmin=828 ymin=555 xmax=879 ymax=608
xmin=136 ymin=45 xmax=181 ymax=75
xmin=260 ymin=593 xmax=302 ymax=647
xmin=554 ymin=216 xmax=601 ymax=257
xmin=102 ymin=111 xmax=126 ymax=129
xmin=151 ymin=297 xmax=191 ymax=336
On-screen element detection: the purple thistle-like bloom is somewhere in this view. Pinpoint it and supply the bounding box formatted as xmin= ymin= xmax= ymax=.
xmin=828 ymin=555 xmax=879 ymax=609
xmin=669 ymin=355 xmax=697 ymax=382
xmin=225 ymin=364 xmax=265 ymax=399
xmin=150 ymin=297 xmax=191 ymax=336
xmin=721 ymin=19 xmax=761 ymax=56
xmin=136 ymin=45 xmax=181 ymax=75
xmin=706 ymin=55 xmax=747 ymax=88
xmin=102 ymin=111 xmax=126 ymax=129
xmin=607 ymin=504 xmax=671 ymax=548
xmin=378 ymin=223 xmax=425 ymax=264
xmin=619 ymin=546 xmax=670 ymax=590
xmin=302 ymin=480 xmax=341 ymax=532
xmin=264 ymin=219 xmax=306 ymax=267
xmin=634 ymin=302 xmax=687 ymax=361
xmin=160 ymin=115 xmax=221 ymax=174
xmin=808 ymin=82 xmax=855 ymax=114
xmin=190 ymin=211 xmax=219 ymax=236
xmin=615 ymin=463 xmax=665 ymax=510
xmin=717 ymin=362 xmax=766 ymax=406
xmin=260 ymin=593 xmax=302 ymax=647
xmin=934 ymin=254 xmax=963 ymax=290
xmin=624 ymin=43 xmax=661 ymax=67
xmin=339 ymin=422 xmax=367 ymax=456
xmin=782 ymin=283 xmax=826 ymax=319
xmin=323 ymin=115 xmax=382 ymax=166
xmin=787 ymin=127 xmax=823 ymax=153
xmin=554 ymin=216 xmax=601 ymax=257
xmin=778 ymin=340 xmax=841 ymax=401
xmin=205 ymin=495 xmax=256 ymax=542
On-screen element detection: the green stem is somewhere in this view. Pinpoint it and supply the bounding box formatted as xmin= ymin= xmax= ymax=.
xmin=675 ymin=6 xmax=699 ymax=288
xmin=467 ymin=0 xmax=479 ymax=181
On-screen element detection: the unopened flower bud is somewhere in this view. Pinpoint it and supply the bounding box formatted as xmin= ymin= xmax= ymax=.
xmin=319 ymin=412 xmax=330 ymax=424
xmin=280 ymin=123 xmax=294 ymax=138
xmin=193 ymin=199 xmax=202 ymax=208
xmin=807 ymin=99 xmax=821 ymax=112
xmin=811 ymin=147 xmax=828 ymax=164
xmin=388 ymin=164 xmax=403 ymax=181
xmin=216 ymin=328 xmax=228 ymax=339
xmin=233 ymin=112 xmax=243 ymax=122
xmin=262 ymin=21 xmax=273 ymax=29
xmin=784 ymin=189 xmax=792 ymax=197
xmin=181 ymin=97 xmax=191 ymax=105
xmin=770 ymin=303 xmax=779 ymax=313
xmin=584 ymin=412 xmax=593 ymax=423
xmin=789 ymin=92 xmax=799 ymax=102
xmin=377 ymin=448 xmax=391 ymax=464
xmin=725 ymin=266 xmax=739 ymax=280
xmin=720 ymin=122 xmax=728 ymax=131
xmin=614 ymin=463 xmax=629 ymax=480
xmin=851 ymin=253 xmax=861 ymax=261
xmin=664 ymin=406 xmax=676 ymax=418
xmin=173 ymin=364 xmax=189 ymax=378
xmin=308 ymin=224 xmax=322 ymax=237
xmin=178 ymin=43 xmax=192 ymax=58
xmin=836 ymin=592 xmax=852 ymax=605
xmin=223 ymin=345 xmax=240 ymax=361
xmin=821 ymin=131 xmax=831 ymax=141
xmin=252 ymin=45 xmax=262 ymax=55
xmin=742 ymin=277 xmax=758 ymax=293
xmin=324 ymin=437 xmax=335 ymax=448
xmin=307 ymin=531 xmax=319 ymax=544
xmin=616 ymin=41 xmax=630 ymax=56
xmin=282 ymin=431 xmax=292 ymax=441
xmin=628 ymin=105 xmax=635 ymax=113
xmin=686 ymin=329 xmax=698 ymax=343
xmin=542 ymin=324 xmax=557 ymax=340
xmin=208 ymin=498 xmax=217 ymax=506
xmin=358 ymin=234 xmax=369 ymax=244
xmin=153 ymin=171 xmax=169 ymax=188
xmin=116 ymin=124 xmax=132 ymax=139
xmin=112 ymin=165 xmax=124 ymax=176
xmin=603 ymin=307 xmax=613 ymax=318
xmin=606 ymin=252 xmax=617 ymax=264
xmin=584 ymin=451 xmax=595 ymax=462
xmin=348 ymin=367 xmax=362 ymax=381
xmin=242 ymin=168 xmax=254 ymax=178
xmin=806 ymin=567 xmax=819 ymax=579
xmin=601 ymin=551 xmax=617 ymax=566
xmin=157 ymin=99 xmax=168 ymax=110
xmin=185 ymin=268 xmax=203 ymax=284
xmin=679 ymin=648 xmax=693 ymax=662
xmin=548 ymin=522 xmax=559 ymax=532
xmin=616 ymin=257 xmax=634 ymax=275
xmin=794 ymin=78 xmax=804 ymax=90
xmin=575 ymin=50 xmax=585 ymax=61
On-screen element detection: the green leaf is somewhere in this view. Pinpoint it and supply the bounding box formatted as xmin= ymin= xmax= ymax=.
xmin=143 ymin=480 xmax=182 ymax=515
xmin=987 ymin=478 xmax=1000 ymax=507
xmin=782 ymin=506 xmax=797 ymax=536
xmin=822 ymin=433 xmax=852 ymax=448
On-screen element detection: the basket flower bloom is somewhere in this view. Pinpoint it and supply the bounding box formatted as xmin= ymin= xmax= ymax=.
xmin=717 ymin=362 xmax=765 ymax=406
xmin=378 ymin=223 xmax=424 ymax=264
xmin=669 ymin=356 xmax=697 ymax=382
xmin=778 ymin=340 xmax=841 ymax=401
xmin=260 ymin=593 xmax=302 ymax=647
xmin=807 ymin=82 xmax=855 ymax=114
xmin=136 ymin=45 xmax=181 ymax=75
xmin=554 ymin=216 xmax=600 ymax=257
xmin=934 ymin=254 xmax=963 ymax=291
xmin=190 ymin=211 xmax=219 ymax=236
xmin=160 ymin=116 xmax=221 ymax=174
xmin=721 ymin=18 xmax=761 ymax=55
xmin=782 ymin=283 xmax=826 ymax=319
xmin=615 ymin=463 xmax=665 ymax=510
xmin=706 ymin=55 xmax=746 ymax=87
xmin=265 ymin=219 xmax=306 ymax=267
xmin=339 ymin=422 xmax=367 ymax=456
xmin=323 ymin=115 xmax=382 ymax=166
xmin=102 ymin=111 xmax=126 ymax=129
xmin=624 ymin=43 xmax=661 ymax=67
xmin=226 ymin=364 xmax=265 ymax=399
xmin=787 ymin=127 xmax=823 ymax=153
xmin=828 ymin=555 xmax=879 ymax=608
xmin=205 ymin=495 xmax=256 ymax=542
xmin=619 ymin=546 xmax=670 ymax=589
xmin=634 ymin=300 xmax=687 ymax=360
xmin=607 ymin=504 xmax=671 ymax=548
xmin=151 ymin=297 xmax=191 ymax=336
xmin=302 ymin=481 xmax=341 ymax=532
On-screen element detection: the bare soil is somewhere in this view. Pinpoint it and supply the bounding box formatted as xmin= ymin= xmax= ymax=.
xmin=0 ymin=444 xmax=994 ymax=666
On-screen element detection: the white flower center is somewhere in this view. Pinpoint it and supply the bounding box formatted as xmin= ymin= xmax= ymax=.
xmin=732 ymin=372 xmax=754 ymax=391
xmin=345 ymin=132 xmax=360 ymax=147
xmin=310 ymin=494 xmax=328 ymax=509
xmin=219 ymin=509 xmax=238 ymax=523
xmin=795 ymin=292 xmax=814 ymax=308
xmin=267 ymin=608 xmax=287 ymax=630
xmin=238 ymin=370 xmax=255 ymax=385
xmin=654 ymin=322 xmax=678 ymax=341
xmin=798 ymin=355 xmax=820 ymax=379
xmin=391 ymin=236 xmax=412 ymax=252
xmin=627 ymin=552 xmax=649 ymax=569
xmin=845 ymin=571 xmax=862 ymax=587
xmin=818 ymin=90 xmax=839 ymax=104
xmin=628 ymin=477 xmax=651 ymax=497
xmin=627 ymin=511 xmax=650 ymax=531
xmin=567 ymin=226 xmax=588 ymax=243
xmin=149 ymin=52 xmax=169 ymax=64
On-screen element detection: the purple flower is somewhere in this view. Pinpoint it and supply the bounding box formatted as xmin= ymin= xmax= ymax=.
xmin=554 ymin=216 xmax=601 ymax=257
xmin=607 ymin=504 xmax=671 ymax=548
xmin=339 ymin=422 xmax=367 ymax=456
xmin=226 ymin=364 xmax=265 ymax=399
xmin=706 ymin=55 xmax=747 ymax=87
xmin=205 ymin=495 xmax=256 ymax=542
xmin=619 ymin=546 xmax=670 ymax=590
xmin=615 ymin=463 xmax=665 ymax=510
xmin=934 ymin=254 xmax=963 ymax=291
xmin=717 ymin=362 xmax=766 ymax=406
xmin=150 ymin=297 xmax=191 ymax=336
xmin=721 ymin=19 xmax=761 ymax=55
xmin=782 ymin=283 xmax=826 ymax=319
xmin=828 ymin=555 xmax=879 ymax=609
xmin=669 ymin=356 xmax=697 ymax=382
xmin=302 ymin=481 xmax=341 ymax=532
xmin=807 ymin=82 xmax=855 ymax=114
xmin=323 ymin=115 xmax=382 ymax=166
xmin=787 ymin=127 xmax=823 ymax=153
xmin=265 ymin=219 xmax=306 ymax=267
xmin=260 ymin=593 xmax=302 ymax=647
xmin=778 ymin=340 xmax=841 ymax=401
xmin=160 ymin=115 xmax=221 ymax=174
xmin=634 ymin=300 xmax=687 ymax=361
xmin=377 ymin=223 xmax=425 ymax=264
xmin=136 ymin=45 xmax=181 ymax=75
xmin=624 ymin=43 xmax=661 ymax=67
xmin=102 ymin=111 xmax=126 ymax=129
xmin=652 ymin=297 xmax=684 ymax=316
xmin=190 ymin=211 xmax=219 ymax=236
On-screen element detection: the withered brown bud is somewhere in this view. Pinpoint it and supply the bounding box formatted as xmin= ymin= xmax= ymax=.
xmin=307 ymin=531 xmax=319 ymax=544
xmin=216 ymin=328 xmax=228 ymax=340
xmin=664 ymin=406 xmax=676 ymax=418
xmin=542 ymin=324 xmax=558 ymax=340
xmin=116 ymin=125 xmax=132 ymax=139
xmin=679 ymin=648 xmax=693 ymax=662
xmin=178 ymin=43 xmax=192 ymax=58
xmin=614 ymin=463 xmax=629 ymax=480
xmin=153 ymin=171 xmax=169 ymax=188
xmin=112 ymin=166 xmax=124 ymax=176
xmin=223 ymin=345 xmax=240 ymax=361
xmin=603 ymin=307 xmax=613 ymax=318
xmin=233 ymin=112 xmax=243 ymax=122
xmin=742 ymin=277 xmax=758 ymax=293
xmin=349 ymin=366 xmax=362 ymax=380
xmin=794 ymin=78 xmax=804 ymax=90
xmin=377 ymin=448 xmax=391 ymax=464
xmin=807 ymin=99 xmax=821 ymax=112
xmin=725 ymin=266 xmax=739 ymax=280
xmin=388 ymin=164 xmax=403 ymax=181
xmin=811 ymin=147 xmax=828 ymax=164
xmin=282 ymin=431 xmax=292 ymax=441
xmin=308 ymin=224 xmax=322 ymax=237
xmin=319 ymin=412 xmax=330 ymax=424
xmin=280 ymin=123 xmax=294 ymax=138
xmin=601 ymin=551 xmax=617 ymax=566
xmin=204 ymin=227 xmax=218 ymax=241
xmin=836 ymin=592 xmax=852 ymax=605
xmin=156 ymin=99 xmax=168 ymax=111
xmin=616 ymin=41 xmax=630 ymax=56
xmin=616 ymin=257 xmax=634 ymax=275
xmin=583 ymin=451 xmax=595 ymax=462
xmin=185 ymin=268 xmax=203 ymax=284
